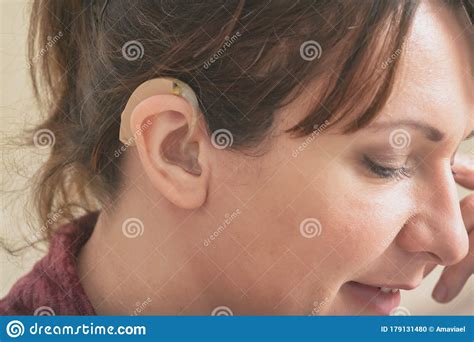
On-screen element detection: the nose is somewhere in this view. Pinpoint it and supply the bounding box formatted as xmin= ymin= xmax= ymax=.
xmin=397 ymin=164 xmax=469 ymax=266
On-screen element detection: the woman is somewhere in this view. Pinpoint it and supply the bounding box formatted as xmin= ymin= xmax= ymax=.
xmin=0 ymin=0 xmax=473 ymax=315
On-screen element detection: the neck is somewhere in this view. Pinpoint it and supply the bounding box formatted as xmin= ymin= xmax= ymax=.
xmin=77 ymin=179 xmax=242 ymax=315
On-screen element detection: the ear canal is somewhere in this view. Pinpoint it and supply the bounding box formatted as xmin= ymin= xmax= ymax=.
xmin=160 ymin=125 xmax=202 ymax=176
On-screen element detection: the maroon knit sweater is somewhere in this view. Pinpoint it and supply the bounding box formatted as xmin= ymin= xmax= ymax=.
xmin=0 ymin=213 xmax=98 ymax=315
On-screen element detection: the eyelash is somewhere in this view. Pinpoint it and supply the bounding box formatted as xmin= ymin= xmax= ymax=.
xmin=363 ymin=155 xmax=411 ymax=181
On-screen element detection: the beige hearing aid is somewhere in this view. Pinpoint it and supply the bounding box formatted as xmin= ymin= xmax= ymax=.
xmin=119 ymin=77 xmax=200 ymax=145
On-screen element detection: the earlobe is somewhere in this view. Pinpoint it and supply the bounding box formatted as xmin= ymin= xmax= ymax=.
xmin=128 ymin=94 xmax=210 ymax=209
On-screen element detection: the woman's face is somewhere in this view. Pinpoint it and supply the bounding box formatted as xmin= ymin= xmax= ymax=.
xmin=203 ymin=1 xmax=473 ymax=315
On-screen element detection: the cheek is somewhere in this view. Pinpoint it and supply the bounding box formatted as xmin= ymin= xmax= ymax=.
xmin=278 ymin=165 xmax=412 ymax=302
xmin=213 ymin=144 xmax=412 ymax=313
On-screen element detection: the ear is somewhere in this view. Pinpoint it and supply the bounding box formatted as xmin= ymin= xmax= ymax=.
xmin=128 ymin=94 xmax=211 ymax=209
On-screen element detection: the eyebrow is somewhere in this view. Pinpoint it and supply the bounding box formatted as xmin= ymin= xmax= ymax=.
xmin=369 ymin=119 xmax=474 ymax=143
xmin=369 ymin=119 xmax=444 ymax=142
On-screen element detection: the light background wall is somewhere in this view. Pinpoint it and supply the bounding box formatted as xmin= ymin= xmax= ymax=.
xmin=1 ymin=0 xmax=473 ymax=315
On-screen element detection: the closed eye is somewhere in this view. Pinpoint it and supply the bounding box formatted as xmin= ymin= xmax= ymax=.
xmin=363 ymin=155 xmax=411 ymax=181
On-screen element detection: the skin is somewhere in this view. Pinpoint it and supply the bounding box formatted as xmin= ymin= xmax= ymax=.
xmin=78 ymin=0 xmax=473 ymax=315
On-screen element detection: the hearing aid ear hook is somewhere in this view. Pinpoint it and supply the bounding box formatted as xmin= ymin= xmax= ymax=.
xmin=119 ymin=77 xmax=200 ymax=146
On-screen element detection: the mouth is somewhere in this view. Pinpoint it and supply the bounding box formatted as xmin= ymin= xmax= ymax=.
xmin=342 ymin=281 xmax=403 ymax=315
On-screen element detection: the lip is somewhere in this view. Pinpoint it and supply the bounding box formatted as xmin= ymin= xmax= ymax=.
xmin=369 ymin=283 xmax=420 ymax=291
xmin=342 ymin=281 xmax=402 ymax=315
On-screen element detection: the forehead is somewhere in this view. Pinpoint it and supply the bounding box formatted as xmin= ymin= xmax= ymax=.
xmin=382 ymin=1 xmax=473 ymax=137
